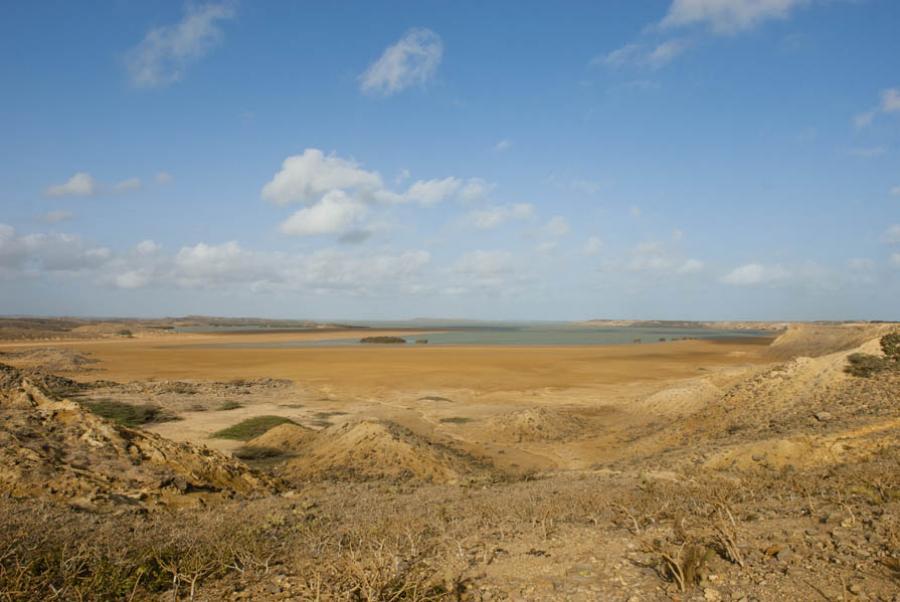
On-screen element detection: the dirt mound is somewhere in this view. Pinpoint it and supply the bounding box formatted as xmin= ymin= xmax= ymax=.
xmin=766 ymin=323 xmax=893 ymax=359
xmin=246 ymin=422 xmax=316 ymax=452
xmin=276 ymin=419 xmax=492 ymax=483
xmin=485 ymin=407 xmax=586 ymax=442
xmin=0 ymin=363 xmax=272 ymax=509
xmin=0 ymin=347 xmax=99 ymax=372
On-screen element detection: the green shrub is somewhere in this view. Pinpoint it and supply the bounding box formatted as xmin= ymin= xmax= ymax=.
xmin=233 ymin=446 xmax=285 ymax=460
xmin=217 ymin=400 xmax=242 ymax=411
xmin=881 ymin=332 xmax=900 ymax=362
xmin=844 ymin=353 xmax=888 ymax=378
xmin=211 ymin=415 xmax=297 ymax=440
xmin=83 ymin=400 xmax=178 ymax=427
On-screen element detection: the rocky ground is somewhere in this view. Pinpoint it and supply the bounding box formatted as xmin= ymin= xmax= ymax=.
xmin=0 ymin=326 xmax=897 ymax=600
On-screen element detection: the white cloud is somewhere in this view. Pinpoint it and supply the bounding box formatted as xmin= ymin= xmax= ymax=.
xmin=848 ymin=146 xmax=886 ymax=158
xmin=279 ymin=190 xmax=368 ymax=236
xmin=40 ymin=210 xmax=74 ymax=224
xmin=855 ymin=87 xmax=900 ymax=127
xmin=135 ymin=240 xmax=161 ymax=255
xmin=0 ymin=224 xmax=112 ymax=275
xmin=536 ymin=241 xmax=558 ymax=254
xmin=261 ymin=149 xmax=384 ymax=205
xmin=125 ymin=3 xmax=235 ymax=88
xmin=599 ymin=39 xmax=689 ymax=69
xmin=469 ymin=203 xmax=534 ymax=229
xmin=113 ymin=177 xmax=142 ymax=193
xmin=721 ymin=263 xmax=791 ymax=286
xmin=453 ymin=250 xmax=513 ymax=279
xmin=881 ymin=88 xmax=900 ymax=113
xmin=458 ymin=178 xmax=493 ymax=203
xmin=46 ymin=172 xmax=97 ymax=197
xmin=660 ymin=0 xmax=810 ymax=34
xmin=394 ymin=168 xmax=411 ymax=184
xmin=115 ymin=270 xmax=151 ymax=289
xmin=891 ymin=186 xmax=900 ymax=197
xmin=630 ymin=206 xmax=642 ymax=218
xmin=853 ymin=110 xmax=875 ymax=129
xmin=672 ymin=229 xmax=684 ymax=241
xmin=494 ymin=139 xmax=512 ymax=152
xmin=403 ymin=177 xmax=461 ymax=206
xmin=646 ymin=39 xmax=690 ymax=67
xmin=545 ymin=216 xmax=570 ymax=237
xmin=883 ymin=224 xmax=900 ymax=244
xmin=891 ymin=253 xmax=900 ymax=268
xmin=156 ymin=171 xmax=173 ymax=184
xmin=676 ymin=258 xmax=704 ymax=274
xmin=359 ymin=28 xmax=443 ymax=96
xmin=583 ymin=236 xmax=603 ymax=255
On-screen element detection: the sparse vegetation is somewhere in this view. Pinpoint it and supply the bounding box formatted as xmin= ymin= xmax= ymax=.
xmin=845 ymin=332 xmax=900 ymax=376
xmin=439 ymin=416 xmax=472 ymax=424
xmin=360 ymin=336 xmax=407 ymax=344
xmin=845 ymin=352 xmax=888 ymax=377
xmin=82 ymin=399 xmax=178 ymax=427
xmin=232 ymin=446 xmax=285 ymax=460
xmin=217 ymin=400 xmax=242 ymax=411
xmin=211 ymin=415 xmax=298 ymax=440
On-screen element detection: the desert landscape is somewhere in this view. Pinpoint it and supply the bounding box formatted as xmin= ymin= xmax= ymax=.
xmin=1 ymin=318 xmax=898 ymax=601
xmin=4 ymin=2 xmax=900 ymax=600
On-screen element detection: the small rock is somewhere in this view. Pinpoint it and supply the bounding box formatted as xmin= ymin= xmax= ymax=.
xmin=703 ymin=587 xmax=722 ymax=602
xmin=814 ymin=411 xmax=833 ymax=422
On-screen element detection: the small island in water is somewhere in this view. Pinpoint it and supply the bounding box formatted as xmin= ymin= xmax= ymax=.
xmin=359 ymin=336 xmax=407 ymax=344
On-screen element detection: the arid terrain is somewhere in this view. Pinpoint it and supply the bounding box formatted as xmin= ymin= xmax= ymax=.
xmin=1 ymin=319 xmax=898 ymax=601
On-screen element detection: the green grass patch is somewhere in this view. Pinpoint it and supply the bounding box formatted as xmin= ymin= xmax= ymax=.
xmin=439 ymin=416 xmax=473 ymax=424
xmin=217 ymin=400 xmax=243 ymax=411
xmin=83 ymin=400 xmax=178 ymax=427
xmin=211 ymin=415 xmax=297 ymax=440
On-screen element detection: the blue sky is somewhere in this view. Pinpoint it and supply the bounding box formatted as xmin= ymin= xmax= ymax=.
xmin=1 ymin=0 xmax=899 ymax=320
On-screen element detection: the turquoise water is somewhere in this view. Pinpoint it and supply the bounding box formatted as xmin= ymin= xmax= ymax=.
xmin=188 ymin=324 xmax=770 ymax=348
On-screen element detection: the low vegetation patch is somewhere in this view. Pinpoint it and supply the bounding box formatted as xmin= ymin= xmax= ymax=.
xmin=845 ymin=332 xmax=900 ymax=377
xmin=439 ymin=416 xmax=473 ymax=424
xmin=82 ymin=400 xmax=178 ymax=427
xmin=360 ymin=336 xmax=407 ymax=344
xmin=232 ymin=446 xmax=285 ymax=460
xmin=212 ymin=415 xmax=297 ymax=440
xmin=217 ymin=400 xmax=242 ymax=411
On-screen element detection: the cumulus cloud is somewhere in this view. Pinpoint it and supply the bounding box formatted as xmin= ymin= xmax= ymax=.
xmin=359 ymin=28 xmax=443 ymax=96
xmin=458 ymin=178 xmax=493 ymax=203
xmin=854 ymin=87 xmax=900 ymax=128
xmin=262 ymin=149 xmax=383 ymax=206
xmin=0 ymin=224 xmax=111 ymax=275
xmin=676 ymin=258 xmax=704 ymax=274
xmin=883 ymin=224 xmax=900 ymax=244
xmin=279 ymin=190 xmax=367 ymax=236
xmin=660 ymin=0 xmax=810 ymax=34
xmin=544 ymin=216 xmax=570 ymax=237
xmin=40 ymin=210 xmax=74 ymax=224
xmin=721 ymin=263 xmax=791 ymax=286
xmin=404 ymin=177 xmax=461 ymax=206
xmin=45 ymin=172 xmax=97 ymax=198
xmin=113 ymin=178 xmax=142 ymax=193
xmin=45 ymin=172 xmax=147 ymax=198
xmin=583 ymin=236 xmax=602 ymax=256
xmin=125 ymin=3 xmax=235 ymax=88
xmin=262 ymin=149 xmax=491 ymax=237
xmin=135 ymin=240 xmax=161 ymax=255
xmin=469 ymin=203 xmax=534 ymax=229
